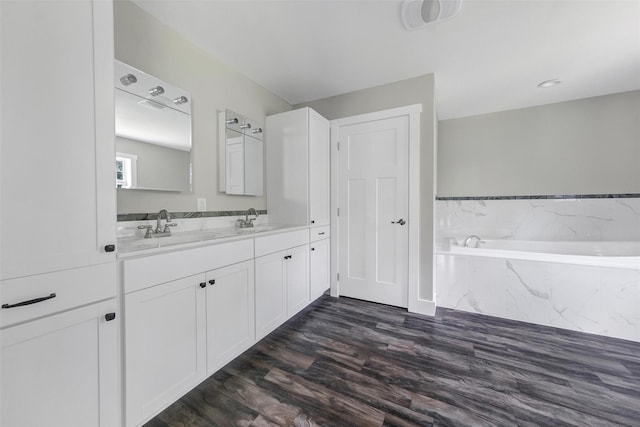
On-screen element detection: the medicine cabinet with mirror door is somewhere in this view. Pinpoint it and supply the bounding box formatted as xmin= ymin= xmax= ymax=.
xmin=218 ymin=109 xmax=264 ymax=196
xmin=114 ymin=60 xmax=192 ymax=192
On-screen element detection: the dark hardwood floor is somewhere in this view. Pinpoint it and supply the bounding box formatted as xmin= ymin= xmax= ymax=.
xmin=144 ymin=295 xmax=640 ymax=427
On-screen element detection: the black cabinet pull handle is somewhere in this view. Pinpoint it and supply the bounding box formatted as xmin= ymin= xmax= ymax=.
xmin=105 ymin=312 xmax=116 ymax=321
xmin=2 ymin=293 xmax=56 ymax=309
xmin=391 ymin=218 xmax=406 ymax=226
xmin=318 ymin=232 xmax=325 ymax=235
xmin=208 ymin=279 xmax=216 ymax=285
xmin=199 ymin=282 xmax=206 ymax=288
xmin=311 ymin=247 xmax=315 ymax=251
xmin=104 ymin=244 xmax=116 ymax=253
xmin=311 ymin=220 xmax=315 ymax=224
xmin=284 ymin=255 xmax=292 ymax=260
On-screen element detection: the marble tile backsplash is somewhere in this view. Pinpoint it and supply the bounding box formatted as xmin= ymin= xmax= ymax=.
xmin=436 ymin=197 xmax=640 ymax=243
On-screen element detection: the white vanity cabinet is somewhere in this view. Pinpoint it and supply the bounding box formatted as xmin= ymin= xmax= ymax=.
xmin=286 ymin=244 xmax=311 ymax=317
xmin=255 ymin=229 xmax=310 ymax=340
xmin=1 ymin=299 xmax=119 ymax=427
xmin=1 ymin=1 xmax=119 ymax=426
xmin=122 ymin=239 xmax=255 ymax=426
xmin=205 ymin=260 xmax=255 ymax=375
xmin=266 ymin=107 xmax=330 ymax=227
xmin=254 ymin=251 xmax=288 ymax=341
xmin=309 ymin=227 xmax=331 ymax=301
xmin=0 ymin=0 xmax=116 ymax=280
xmin=124 ymin=275 xmax=208 ymax=427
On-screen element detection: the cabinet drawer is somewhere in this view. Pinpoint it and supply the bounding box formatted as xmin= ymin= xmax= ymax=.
xmin=1 ymin=263 xmax=117 ymax=329
xmin=254 ymin=229 xmax=309 ymax=258
xmin=123 ymin=239 xmax=254 ymax=293
xmin=309 ymin=225 xmax=330 ymax=242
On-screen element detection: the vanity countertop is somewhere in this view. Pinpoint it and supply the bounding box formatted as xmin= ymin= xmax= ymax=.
xmin=117 ymin=224 xmax=307 ymax=259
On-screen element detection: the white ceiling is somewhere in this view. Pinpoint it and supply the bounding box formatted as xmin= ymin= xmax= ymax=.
xmin=132 ymin=0 xmax=640 ymax=120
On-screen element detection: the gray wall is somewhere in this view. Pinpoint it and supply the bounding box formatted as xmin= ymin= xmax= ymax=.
xmin=298 ymin=74 xmax=437 ymax=303
xmin=116 ymin=136 xmax=191 ymax=191
xmin=114 ymin=0 xmax=291 ymax=214
xmin=438 ymin=90 xmax=640 ymax=197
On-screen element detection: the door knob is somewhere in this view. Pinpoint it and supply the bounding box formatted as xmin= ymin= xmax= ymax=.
xmin=391 ymin=218 xmax=406 ymax=225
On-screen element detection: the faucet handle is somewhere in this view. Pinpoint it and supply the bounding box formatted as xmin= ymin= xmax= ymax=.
xmin=163 ymin=223 xmax=178 ymax=232
xmin=137 ymin=225 xmax=153 ymax=239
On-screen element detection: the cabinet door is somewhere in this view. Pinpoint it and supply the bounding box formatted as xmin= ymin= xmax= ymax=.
xmin=255 ymin=251 xmax=287 ymax=340
xmin=206 ymin=260 xmax=255 ymax=375
xmin=308 ymin=109 xmax=330 ymax=227
xmin=0 ymin=0 xmax=115 ymax=280
xmin=265 ymin=108 xmax=309 ymax=225
xmin=125 ymin=275 xmax=207 ymax=427
xmin=310 ymin=238 xmax=330 ymax=301
xmin=286 ymin=244 xmax=310 ymax=317
xmin=1 ymin=299 xmax=119 ymax=427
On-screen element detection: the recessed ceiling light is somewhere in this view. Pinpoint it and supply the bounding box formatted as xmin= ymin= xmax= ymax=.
xmin=538 ymin=79 xmax=562 ymax=88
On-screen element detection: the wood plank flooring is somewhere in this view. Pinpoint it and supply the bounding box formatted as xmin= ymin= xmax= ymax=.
xmin=144 ymin=296 xmax=640 ymax=426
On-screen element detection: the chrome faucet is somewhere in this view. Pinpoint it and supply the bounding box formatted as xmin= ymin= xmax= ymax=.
xmin=463 ymin=235 xmax=482 ymax=248
xmin=237 ymin=208 xmax=259 ymax=228
xmin=156 ymin=209 xmax=173 ymax=233
xmin=138 ymin=209 xmax=177 ymax=238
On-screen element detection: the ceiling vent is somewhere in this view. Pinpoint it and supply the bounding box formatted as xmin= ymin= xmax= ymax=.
xmin=401 ymin=0 xmax=463 ymax=31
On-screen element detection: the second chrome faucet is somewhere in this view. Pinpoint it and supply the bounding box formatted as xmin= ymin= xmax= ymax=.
xmin=236 ymin=208 xmax=258 ymax=228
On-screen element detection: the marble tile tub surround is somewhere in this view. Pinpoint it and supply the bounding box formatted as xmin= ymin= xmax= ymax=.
xmin=117 ymin=210 xmax=269 ymax=239
xmin=435 ymin=254 xmax=640 ymax=342
xmin=436 ymin=195 xmax=640 ymax=245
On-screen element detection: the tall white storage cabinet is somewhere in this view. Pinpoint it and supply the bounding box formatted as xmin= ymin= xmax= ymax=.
xmin=0 ymin=1 xmax=118 ymax=426
xmin=266 ymin=107 xmax=330 ymax=227
xmin=1 ymin=0 xmax=117 ymax=280
xmin=266 ymin=108 xmax=330 ymax=303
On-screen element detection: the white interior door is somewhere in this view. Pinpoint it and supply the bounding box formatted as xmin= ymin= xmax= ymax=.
xmin=337 ymin=115 xmax=409 ymax=307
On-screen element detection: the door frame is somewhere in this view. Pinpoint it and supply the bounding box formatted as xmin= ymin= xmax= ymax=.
xmin=330 ymin=104 xmax=422 ymax=309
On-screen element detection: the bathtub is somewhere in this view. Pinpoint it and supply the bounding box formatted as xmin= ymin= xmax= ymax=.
xmin=436 ymin=239 xmax=640 ymax=342
xmin=446 ymin=239 xmax=640 ymax=269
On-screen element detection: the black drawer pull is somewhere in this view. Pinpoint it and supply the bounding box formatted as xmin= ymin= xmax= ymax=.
xmin=311 ymin=220 xmax=315 ymax=224
xmin=284 ymin=255 xmax=292 ymax=260
xmin=199 ymin=282 xmax=207 ymax=288
xmin=2 ymin=293 xmax=56 ymax=309
xmin=311 ymin=247 xmax=315 ymax=251
xmin=318 ymin=232 xmax=325 ymax=235
xmin=209 ymin=279 xmax=216 ymax=285
xmin=104 ymin=244 xmax=116 ymax=253
xmin=105 ymin=312 xmax=116 ymax=321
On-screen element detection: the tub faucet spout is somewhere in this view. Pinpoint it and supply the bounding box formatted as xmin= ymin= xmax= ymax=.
xmin=463 ymin=235 xmax=481 ymax=248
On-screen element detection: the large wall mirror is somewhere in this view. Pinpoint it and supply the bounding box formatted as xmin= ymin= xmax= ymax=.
xmin=115 ymin=60 xmax=192 ymax=192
